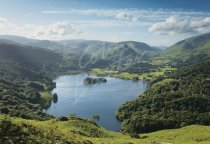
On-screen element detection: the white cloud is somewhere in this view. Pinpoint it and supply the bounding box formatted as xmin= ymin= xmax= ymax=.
xmin=0 ymin=17 xmax=140 ymax=41
xmin=42 ymin=9 xmax=210 ymax=23
xmin=49 ymin=22 xmax=78 ymax=35
xmin=33 ymin=22 xmax=81 ymax=39
xmin=0 ymin=18 xmax=15 ymax=31
xmin=0 ymin=18 xmax=20 ymax=38
xmin=116 ymin=12 xmax=131 ymax=20
xmin=68 ymin=20 xmax=125 ymax=28
xmin=1 ymin=8 xmax=210 ymax=46
xmin=42 ymin=9 xmax=142 ymax=22
xmin=42 ymin=9 xmax=119 ymax=16
xmin=0 ymin=18 xmax=9 ymax=25
xmin=0 ymin=18 xmax=81 ymax=40
xmin=115 ymin=12 xmax=140 ymax=22
xmin=149 ymin=16 xmax=210 ymax=35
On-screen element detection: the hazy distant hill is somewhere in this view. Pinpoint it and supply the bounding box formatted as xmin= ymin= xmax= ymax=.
xmin=0 ymin=40 xmax=63 ymax=72
xmin=65 ymin=40 xmax=161 ymax=69
xmin=0 ymin=35 xmax=161 ymax=69
xmin=0 ymin=35 xmax=64 ymax=51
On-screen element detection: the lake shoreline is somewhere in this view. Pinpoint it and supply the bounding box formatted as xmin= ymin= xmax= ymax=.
xmin=44 ymin=73 xmax=147 ymax=131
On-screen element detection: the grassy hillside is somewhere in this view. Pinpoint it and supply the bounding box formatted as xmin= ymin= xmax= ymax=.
xmin=1 ymin=114 xmax=210 ymax=144
xmin=142 ymin=125 xmax=210 ymax=144
xmin=0 ymin=35 xmax=64 ymax=51
xmin=161 ymin=33 xmax=210 ymax=65
xmin=0 ymin=40 xmax=63 ymax=71
xmin=61 ymin=40 xmax=161 ymax=70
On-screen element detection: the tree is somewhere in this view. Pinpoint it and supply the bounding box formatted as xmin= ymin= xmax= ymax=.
xmin=52 ymin=93 xmax=58 ymax=103
xmin=92 ymin=114 xmax=100 ymax=121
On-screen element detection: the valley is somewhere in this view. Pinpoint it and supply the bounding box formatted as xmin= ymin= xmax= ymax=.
xmin=1 ymin=0 xmax=210 ymax=143
xmin=44 ymin=74 xmax=147 ymax=131
xmin=0 ymin=32 xmax=210 ymax=144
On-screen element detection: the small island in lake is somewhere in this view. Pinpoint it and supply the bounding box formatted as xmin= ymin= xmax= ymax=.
xmin=83 ymin=77 xmax=107 ymax=84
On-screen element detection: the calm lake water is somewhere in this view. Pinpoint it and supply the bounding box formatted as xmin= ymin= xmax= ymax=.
xmin=44 ymin=73 xmax=147 ymax=131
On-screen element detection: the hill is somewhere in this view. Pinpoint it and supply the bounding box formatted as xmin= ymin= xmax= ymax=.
xmin=0 ymin=40 xmax=63 ymax=120
xmin=161 ymin=33 xmax=210 ymax=66
xmin=0 ymin=35 xmax=63 ymax=51
xmin=1 ymin=114 xmax=210 ymax=144
xmin=116 ymin=61 xmax=210 ymax=134
xmin=0 ymin=34 xmax=210 ymax=144
xmin=75 ymin=41 xmax=160 ymax=69
xmin=0 ymin=35 xmax=161 ymax=70
xmin=0 ymin=40 xmax=63 ymax=71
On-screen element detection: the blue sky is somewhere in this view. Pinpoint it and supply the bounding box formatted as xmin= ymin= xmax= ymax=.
xmin=0 ymin=0 xmax=210 ymax=46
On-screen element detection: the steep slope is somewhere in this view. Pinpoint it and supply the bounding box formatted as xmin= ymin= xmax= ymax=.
xmin=57 ymin=39 xmax=114 ymax=55
xmin=162 ymin=33 xmax=210 ymax=65
xmin=116 ymin=61 xmax=210 ymax=134
xmin=72 ymin=41 xmax=161 ymax=70
xmin=1 ymin=114 xmax=210 ymax=144
xmin=0 ymin=35 xmax=63 ymax=51
xmin=0 ymin=40 xmax=63 ymax=71
xmin=113 ymin=41 xmax=160 ymax=59
xmin=0 ymin=35 xmax=161 ymax=70
xmin=0 ymin=40 xmax=63 ymax=120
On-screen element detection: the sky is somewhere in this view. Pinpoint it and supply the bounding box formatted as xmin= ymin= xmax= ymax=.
xmin=0 ymin=0 xmax=210 ymax=46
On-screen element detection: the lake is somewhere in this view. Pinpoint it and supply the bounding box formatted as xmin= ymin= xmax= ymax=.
xmin=44 ymin=73 xmax=147 ymax=131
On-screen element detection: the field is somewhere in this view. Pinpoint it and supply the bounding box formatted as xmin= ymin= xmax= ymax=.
xmin=90 ymin=67 xmax=177 ymax=81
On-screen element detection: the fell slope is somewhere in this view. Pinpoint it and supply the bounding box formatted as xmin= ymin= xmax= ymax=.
xmin=0 ymin=35 xmax=161 ymax=70
xmin=0 ymin=40 xmax=63 ymax=71
xmin=162 ymin=33 xmax=210 ymax=65
xmin=0 ymin=40 xmax=63 ymax=120
xmin=65 ymin=40 xmax=160 ymax=70
xmin=117 ymin=61 xmax=210 ymax=134
xmin=1 ymin=114 xmax=210 ymax=144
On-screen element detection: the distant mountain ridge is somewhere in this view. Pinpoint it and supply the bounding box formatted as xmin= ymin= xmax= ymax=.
xmin=0 ymin=35 xmax=161 ymax=70
xmin=0 ymin=35 xmax=160 ymax=53
xmin=0 ymin=40 xmax=63 ymax=72
xmin=1 ymin=33 xmax=210 ymax=69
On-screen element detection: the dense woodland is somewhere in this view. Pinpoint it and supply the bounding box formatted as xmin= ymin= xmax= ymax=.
xmin=0 ymin=41 xmax=63 ymax=120
xmin=0 ymin=33 xmax=210 ymax=143
xmin=116 ymin=61 xmax=210 ymax=134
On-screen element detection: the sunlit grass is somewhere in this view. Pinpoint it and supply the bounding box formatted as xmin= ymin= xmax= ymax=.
xmin=38 ymin=92 xmax=53 ymax=108
xmin=1 ymin=114 xmax=210 ymax=144
xmin=90 ymin=67 xmax=177 ymax=81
